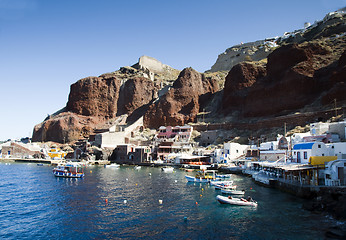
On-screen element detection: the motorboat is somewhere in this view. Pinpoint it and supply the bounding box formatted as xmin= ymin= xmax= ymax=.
xmin=216 ymin=184 xmax=237 ymax=191
xmin=216 ymin=174 xmax=231 ymax=178
xmin=185 ymin=170 xmax=217 ymax=183
xmin=104 ymin=163 xmax=120 ymax=168
xmin=52 ymin=163 xmax=84 ymax=178
xmin=210 ymin=180 xmax=233 ymax=186
xmin=210 ymin=180 xmax=234 ymax=190
xmin=216 ymin=195 xmax=257 ymax=207
xmin=221 ymin=188 xmax=245 ymax=195
xmin=161 ymin=166 xmax=174 ymax=172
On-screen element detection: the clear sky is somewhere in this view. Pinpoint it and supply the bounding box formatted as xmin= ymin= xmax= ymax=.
xmin=0 ymin=0 xmax=345 ymax=141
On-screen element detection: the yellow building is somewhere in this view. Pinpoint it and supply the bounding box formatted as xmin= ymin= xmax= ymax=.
xmin=48 ymin=146 xmax=67 ymax=159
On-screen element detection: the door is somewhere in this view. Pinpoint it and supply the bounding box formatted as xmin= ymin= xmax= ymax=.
xmin=297 ymin=152 xmax=301 ymax=163
xmin=338 ymin=167 xmax=344 ymax=185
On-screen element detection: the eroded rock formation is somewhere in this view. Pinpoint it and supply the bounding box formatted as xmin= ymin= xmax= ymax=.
xmin=222 ymin=37 xmax=346 ymax=117
xmin=144 ymin=67 xmax=219 ymax=128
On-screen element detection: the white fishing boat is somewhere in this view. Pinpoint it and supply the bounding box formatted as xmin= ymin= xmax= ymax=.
xmin=216 ymin=174 xmax=232 ymax=178
xmin=210 ymin=180 xmax=233 ymax=186
xmin=105 ymin=163 xmax=120 ymax=168
xmin=161 ymin=166 xmax=174 ymax=172
xmin=52 ymin=163 xmax=84 ymax=178
xmin=185 ymin=170 xmax=217 ymax=183
xmin=216 ymin=195 xmax=257 ymax=207
xmin=221 ymin=188 xmax=245 ymax=195
xmin=211 ymin=180 xmax=234 ymax=190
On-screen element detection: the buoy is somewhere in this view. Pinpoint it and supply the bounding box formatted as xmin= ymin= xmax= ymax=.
xmin=200 ymin=194 xmax=202 ymax=197
xmin=195 ymin=202 xmax=198 ymax=205
xmin=105 ymin=199 xmax=108 ymax=203
xmin=159 ymin=199 xmax=163 ymax=204
xmin=201 ymin=188 xmax=204 ymax=191
xmin=250 ymin=187 xmax=252 ymax=190
xmin=175 ymin=180 xmax=177 ymax=183
xmin=90 ymin=170 xmax=92 ymax=173
xmin=149 ymin=173 xmax=152 ymax=176
xmin=124 ymin=200 xmax=127 ymax=204
xmin=136 ymin=183 xmax=138 ymax=186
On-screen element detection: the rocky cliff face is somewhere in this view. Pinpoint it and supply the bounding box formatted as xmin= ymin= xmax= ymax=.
xmin=222 ymin=35 xmax=346 ymax=118
xmin=32 ymin=112 xmax=97 ymax=143
xmin=143 ymin=67 xmax=219 ymax=129
xmin=66 ymin=76 xmax=121 ymax=119
xmin=33 ymin=56 xmax=179 ymax=143
xmin=210 ymin=10 xmax=346 ymax=72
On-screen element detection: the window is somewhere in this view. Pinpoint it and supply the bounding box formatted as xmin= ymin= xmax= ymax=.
xmin=318 ymin=144 xmax=321 ymax=148
xmin=304 ymin=151 xmax=307 ymax=159
xmin=236 ymin=150 xmax=239 ymax=153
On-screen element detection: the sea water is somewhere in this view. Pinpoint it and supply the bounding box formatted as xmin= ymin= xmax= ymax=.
xmin=0 ymin=163 xmax=342 ymax=239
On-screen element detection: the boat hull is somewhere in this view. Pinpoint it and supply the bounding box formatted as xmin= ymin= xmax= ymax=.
xmin=185 ymin=175 xmax=209 ymax=183
xmin=216 ymin=195 xmax=257 ymax=207
xmin=162 ymin=167 xmax=174 ymax=172
xmin=220 ymin=189 xmax=245 ymax=195
xmin=53 ymin=170 xmax=84 ymax=178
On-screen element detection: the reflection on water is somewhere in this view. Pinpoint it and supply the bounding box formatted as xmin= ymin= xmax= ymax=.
xmin=0 ymin=163 xmax=341 ymax=239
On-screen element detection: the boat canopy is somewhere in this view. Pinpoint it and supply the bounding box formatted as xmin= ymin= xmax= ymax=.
xmin=309 ymin=156 xmax=337 ymax=166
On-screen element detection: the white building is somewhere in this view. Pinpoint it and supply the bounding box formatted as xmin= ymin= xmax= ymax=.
xmin=95 ymin=117 xmax=143 ymax=149
xmin=327 ymin=142 xmax=346 ymax=159
xmin=292 ymin=142 xmax=329 ymax=163
xmin=260 ymin=150 xmax=287 ymax=161
xmin=223 ymin=142 xmax=248 ymax=162
xmin=324 ymin=159 xmax=346 ymax=186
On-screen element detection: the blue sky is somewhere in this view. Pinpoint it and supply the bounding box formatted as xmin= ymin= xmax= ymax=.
xmin=0 ymin=0 xmax=345 ymax=141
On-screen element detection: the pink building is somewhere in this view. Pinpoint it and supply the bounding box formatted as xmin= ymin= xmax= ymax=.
xmin=157 ymin=125 xmax=193 ymax=142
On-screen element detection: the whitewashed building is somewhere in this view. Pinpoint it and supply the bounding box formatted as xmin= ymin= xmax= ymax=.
xmin=324 ymin=159 xmax=346 ymax=186
xmin=327 ymin=142 xmax=346 ymax=159
xmin=292 ymin=142 xmax=329 ymax=163
xmin=223 ymin=142 xmax=248 ymax=162
xmin=260 ymin=150 xmax=287 ymax=161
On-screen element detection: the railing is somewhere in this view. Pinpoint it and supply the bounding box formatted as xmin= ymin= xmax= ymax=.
xmin=325 ymin=179 xmax=341 ymax=186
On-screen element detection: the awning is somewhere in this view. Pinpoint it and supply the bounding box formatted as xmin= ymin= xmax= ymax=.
xmin=309 ymin=156 xmax=337 ymax=165
xmin=279 ymin=164 xmax=316 ymax=171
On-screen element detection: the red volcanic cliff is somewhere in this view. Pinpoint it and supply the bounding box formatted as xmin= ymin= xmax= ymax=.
xmin=222 ymin=37 xmax=346 ymax=118
xmin=66 ymin=76 xmax=121 ymax=119
xmin=144 ymin=67 xmax=219 ymax=129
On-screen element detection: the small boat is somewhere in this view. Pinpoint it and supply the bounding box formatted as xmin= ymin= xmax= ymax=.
xmin=214 ymin=183 xmax=236 ymax=190
xmin=104 ymin=163 xmax=120 ymax=168
xmin=210 ymin=180 xmax=234 ymax=189
xmin=210 ymin=180 xmax=233 ymax=186
xmin=216 ymin=174 xmax=231 ymax=178
xmin=185 ymin=170 xmax=217 ymax=183
xmin=216 ymin=195 xmax=257 ymax=207
xmin=52 ymin=163 xmax=84 ymax=178
xmin=134 ymin=166 xmax=141 ymax=170
xmin=161 ymin=166 xmax=174 ymax=172
xmin=221 ymin=188 xmax=245 ymax=195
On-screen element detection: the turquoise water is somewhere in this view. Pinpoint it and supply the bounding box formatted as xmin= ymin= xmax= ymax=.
xmin=0 ymin=163 xmax=341 ymax=239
